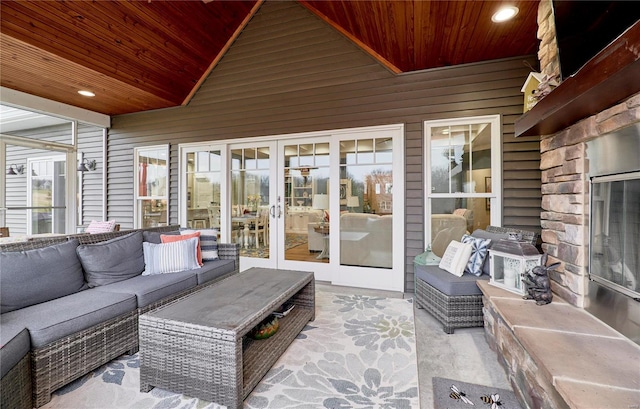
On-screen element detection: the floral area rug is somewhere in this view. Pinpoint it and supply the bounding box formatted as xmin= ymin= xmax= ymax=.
xmin=43 ymin=291 xmax=418 ymax=409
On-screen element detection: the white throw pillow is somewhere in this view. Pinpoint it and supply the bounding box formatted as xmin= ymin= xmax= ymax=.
xmin=439 ymin=240 xmax=473 ymax=277
xmin=142 ymin=237 xmax=200 ymax=275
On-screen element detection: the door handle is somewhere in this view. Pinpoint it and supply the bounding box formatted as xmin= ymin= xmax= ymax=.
xmin=277 ymin=205 xmax=282 ymax=218
xmin=270 ymin=205 xmax=276 ymax=218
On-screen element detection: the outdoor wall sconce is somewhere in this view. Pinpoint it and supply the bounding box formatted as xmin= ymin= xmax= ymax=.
xmin=7 ymin=164 xmax=24 ymax=175
xmin=78 ymin=159 xmax=97 ymax=172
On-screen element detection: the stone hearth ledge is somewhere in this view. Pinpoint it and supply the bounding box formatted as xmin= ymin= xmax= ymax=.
xmin=478 ymin=280 xmax=640 ymax=409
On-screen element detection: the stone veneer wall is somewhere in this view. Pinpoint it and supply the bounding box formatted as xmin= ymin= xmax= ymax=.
xmin=540 ymin=94 xmax=640 ymax=307
xmin=536 ymin=0 xmax=560 ymax=80
xmin=535 ymin=0 xmax=640 ymax=307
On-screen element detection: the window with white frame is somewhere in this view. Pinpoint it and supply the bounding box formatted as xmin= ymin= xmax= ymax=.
xmin=28 ymin=156 xmax=67 ymax=235
xmin=424 ymin=115 xmax=501 ymax=255
xmin=135 ymin=145 xmax=169 ymax=228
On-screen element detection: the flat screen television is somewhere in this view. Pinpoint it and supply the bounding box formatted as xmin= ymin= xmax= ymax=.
xmin=552 ymin=1 xmax=640 ymax=81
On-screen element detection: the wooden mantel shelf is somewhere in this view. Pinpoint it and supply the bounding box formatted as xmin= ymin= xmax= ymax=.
xmin=515 ymin=21 xmax=640 ymax=137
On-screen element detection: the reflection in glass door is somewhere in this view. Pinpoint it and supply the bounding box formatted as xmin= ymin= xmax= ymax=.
xmin=28 ymin=156 xmax=66 ymax=235
xmin=282 ymin=142 xmax=330 ymax=265
xmin=185 ymin=150 xmax=221 ymax=232
xmin=339 ymin=138 xmax=393 ymax=269
xmin=230 ymin=145 xmax=274 ymax=268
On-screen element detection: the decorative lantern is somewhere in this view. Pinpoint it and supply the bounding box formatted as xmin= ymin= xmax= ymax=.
xmin=488 ymin=235 xmax=542 ymax=295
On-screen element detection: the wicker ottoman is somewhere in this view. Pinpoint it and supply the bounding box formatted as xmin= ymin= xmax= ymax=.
xmin=414 ymin=263 xmax=488 ymax=333
xmin=139 ymin=268 xmax=315 ymax=408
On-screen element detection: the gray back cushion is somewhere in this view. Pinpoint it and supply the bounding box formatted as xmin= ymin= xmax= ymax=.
xmin=76 ymin=231 xmax=145 ymax=287
xmin=142 ymin=230 xmax=179 ymax=244
xmin=1 ymin=239 xmax=87 ymax=313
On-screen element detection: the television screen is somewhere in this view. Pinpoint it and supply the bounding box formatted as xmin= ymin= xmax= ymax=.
xmin=553 ymin=1 xmax=640 ymax=80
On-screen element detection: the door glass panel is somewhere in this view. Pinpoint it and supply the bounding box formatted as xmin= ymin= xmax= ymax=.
xmin=137 ymin=147 xmax=168 ymax=228
xmin=186 ymin=150 xmax=221 ymax=232
xmin=339 ymin=138 xmax=393 ymax=269
xmin=284 ymin=143 xmax=330 ymax=263
xmin=231 ymin=147 xmax=270 ymax=258
xmin=29 ymin=157 xmax=66 ymax=234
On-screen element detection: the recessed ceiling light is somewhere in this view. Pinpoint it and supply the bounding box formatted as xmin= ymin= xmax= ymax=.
xmin=492 ymin=6 xmax=519 ymax=22
xmin=78 ymin=90 xmax=95 ymax=97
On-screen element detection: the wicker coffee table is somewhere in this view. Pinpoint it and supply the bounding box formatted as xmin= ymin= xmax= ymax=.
xmin=139 ymin=268 xmax=315 ymax=408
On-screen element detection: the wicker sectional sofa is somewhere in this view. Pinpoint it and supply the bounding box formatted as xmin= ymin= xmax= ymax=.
xmin=0 ymin=225 xmax=240 ymax=409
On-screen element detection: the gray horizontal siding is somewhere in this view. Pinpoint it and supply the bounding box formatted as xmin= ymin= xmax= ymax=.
xmin=77 ymin=123 xmax=105 ymax=225
xmin=107 ymin=1 xmax=541 ymax=292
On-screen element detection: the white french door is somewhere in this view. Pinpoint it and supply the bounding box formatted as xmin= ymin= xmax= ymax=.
xmin=275 ymin=124 xmax=405 ymax=291
xmin=179 ymin=124 xmax=404 ymax=291
xmin=1 ymin=135 xmax=77 ymax=236
xmin=228 ymin=141 xmax=278 ymax=270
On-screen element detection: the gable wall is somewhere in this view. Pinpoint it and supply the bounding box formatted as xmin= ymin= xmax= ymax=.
xmin=107 ymin=1 xmax=541 ymax=291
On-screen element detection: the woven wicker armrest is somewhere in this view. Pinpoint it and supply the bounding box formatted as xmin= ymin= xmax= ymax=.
xmin=0 ymin=237 xmax=68 ymax=252
xmin=218 ymin=242 xmax=240 ymax=269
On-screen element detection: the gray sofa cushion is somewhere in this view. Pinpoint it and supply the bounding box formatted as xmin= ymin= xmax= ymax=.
xmin=1 ymin=289 xmax=137 ymax=348
xmin=142 ymin=230 xmax=179 ymax=244
xmin=96 ymin=271 xmax=197 ymax=308
xmin=77 ymin=231 xmax=145 ymax=287
xmin=1 ymin=239 xmax=87 ymax=313
xmin=196 ymin=259 xmax=236 ymax=285
xmin=415 ymin=264 xmax=489 ymax=296
xmin=0 ymin=323 xmax=30 ymax=378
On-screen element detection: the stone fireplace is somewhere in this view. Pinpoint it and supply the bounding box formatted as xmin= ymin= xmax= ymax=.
xmin=540 ymin=96 xmax=640 ymax=342
xmin=478 ymin=2 xmax=640 ymax=408
xmin=535 ymin=0 xmax=640 ymax=343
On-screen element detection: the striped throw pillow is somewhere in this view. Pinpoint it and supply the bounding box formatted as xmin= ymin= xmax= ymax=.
xmin=161 ymin=231 xmax=202 ymax=266
xmin=142 ymin=237 xmax=200 ymax=275
xmin=180 ymin=229 xmax=219 ymax=261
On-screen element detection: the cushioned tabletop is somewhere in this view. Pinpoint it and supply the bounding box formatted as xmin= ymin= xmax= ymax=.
xmin=415 ymin=263 xmax=489 ymax=296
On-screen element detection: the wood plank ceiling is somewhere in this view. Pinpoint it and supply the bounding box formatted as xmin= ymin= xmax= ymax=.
xmin=0 ymin=0 xmax=539 ymax=116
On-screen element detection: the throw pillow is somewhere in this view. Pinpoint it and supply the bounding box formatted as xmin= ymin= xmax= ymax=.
xmin=180 ymin=228 xmax=219 ymax=261
xmin=85 ymin=220 xmax=117 ymax=234
xmin=439 ymin=240 xmax=473 ymax=277
xmin=0 ymin=239 xmax=87 ymax=313
xmin=142 ymin=237 xmax=201 ymax=275
xmin=461 ymin=234 xmax=492 ymax=276
xmin=472 ymin=229 xmax=510 ymax=275
xmin=161 ymin=231 xmax=202 ymax=266
xmin=76 ymin=231 xmax=145 ymax=287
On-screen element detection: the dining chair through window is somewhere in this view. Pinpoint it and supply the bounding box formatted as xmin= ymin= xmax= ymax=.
xmin=251 ymin=209 xmax=269 ymax=249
